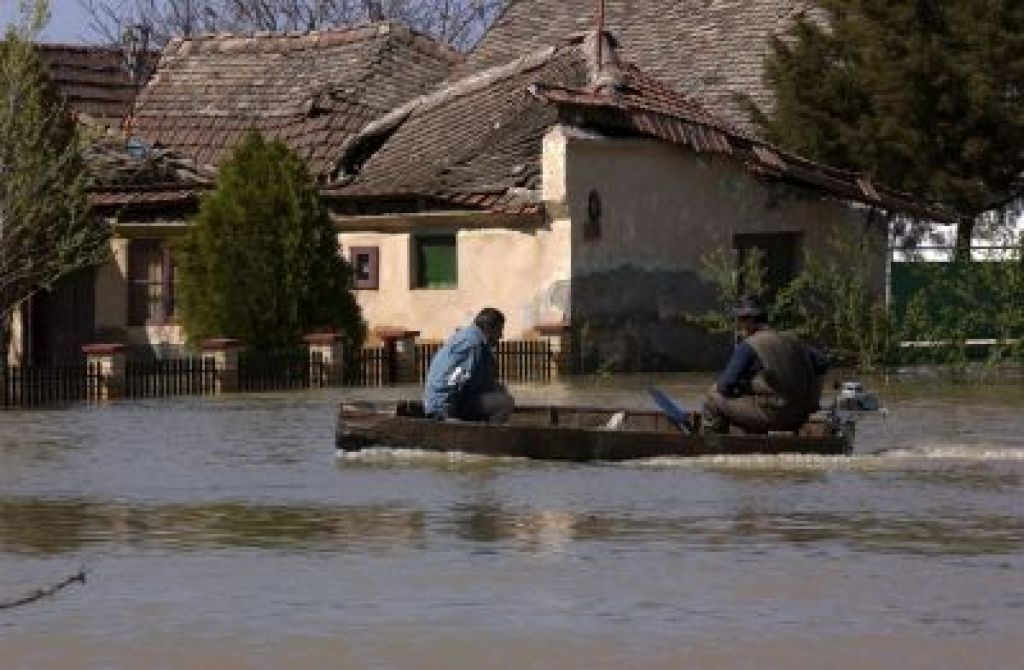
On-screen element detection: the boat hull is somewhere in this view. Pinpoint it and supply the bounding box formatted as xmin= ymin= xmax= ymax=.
xmin=336 ymin=402 xmax=853 ymax=461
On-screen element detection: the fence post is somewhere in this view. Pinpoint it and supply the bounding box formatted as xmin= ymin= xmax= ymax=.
xmin=82 ymin=343 xmax=126 ymax=401
xmin=535 ymin=323 xmax=571 ymax=380
xmin=376 ymin=328 xmax=420 ymax=384
xmin=304 ymin=332 xmax=345 ymax=387
xmin=201 ymin=339 xmax=241 ymax=393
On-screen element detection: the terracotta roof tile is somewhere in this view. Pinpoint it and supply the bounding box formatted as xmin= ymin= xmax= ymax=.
xmin=456 ymin=0 xmax=819 ymax=131
xmin=37 ymin=43 xmax=154 ymax=131
xmin=85 ymin=135 xmax=213 ymax=208
xmin=327 ymin=45 xmax=589 ymax=214
xmin=132 ymin=22 xmax=461 ymax=176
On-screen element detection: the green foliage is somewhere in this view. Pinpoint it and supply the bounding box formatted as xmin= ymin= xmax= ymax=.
xmin=695 ymin=246 xmax=769 ymax=334
xmin=700 ymin=228 xmax=1024 ymax=373
xmin=699 ymin=226 xmax=894 ymax=371
xmin=176 ymin=132 xmax=365 ymax=351
xmin=894 ymin=236 xmax=1024 ymax=369
xmin=0 ymin=0 xmax=108 ymax=318
xmin=749 ymin=0 xmax=1024 ymax=243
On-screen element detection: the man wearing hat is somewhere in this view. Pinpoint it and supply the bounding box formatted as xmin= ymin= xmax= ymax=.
xmin=703 ymin=297 xmax=829 ymax=434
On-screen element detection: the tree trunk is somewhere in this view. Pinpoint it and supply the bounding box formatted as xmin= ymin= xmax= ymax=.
xmin=954 ymin=215 xmax=975 ymax=262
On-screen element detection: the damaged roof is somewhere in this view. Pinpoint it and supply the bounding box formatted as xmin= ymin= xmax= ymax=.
xmin=326 ymin=42 xmax=591 ymax=214
xmin=454 ymin=0 xmax=818 ymax=132
xmin=85 ymin=134 xmax=214 ymax=209
xmin=329 ymin=33 xmax=950 ymax=222
xmin=130 ymin=22 xmax=461 ymax=176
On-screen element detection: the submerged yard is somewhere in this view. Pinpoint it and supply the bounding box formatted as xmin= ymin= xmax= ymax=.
xmin=1 ymin=373 xmax=1022 ymax=668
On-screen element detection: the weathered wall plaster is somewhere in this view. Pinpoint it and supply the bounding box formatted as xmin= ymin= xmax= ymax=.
xmin=560 ymin=131 xmax=885 ymax=371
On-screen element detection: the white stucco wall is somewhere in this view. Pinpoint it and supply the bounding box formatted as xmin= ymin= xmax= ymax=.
xmin=338 ymin=217 xmax=571 ymax=341
xmin=561 ymin=132 xmax=876 ymax=275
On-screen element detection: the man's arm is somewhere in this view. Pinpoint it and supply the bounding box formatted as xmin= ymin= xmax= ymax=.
xmin=716 ymin=341 xmax=758 ymax=396
xmin=807 ymin=345 xmax=830 ymax=375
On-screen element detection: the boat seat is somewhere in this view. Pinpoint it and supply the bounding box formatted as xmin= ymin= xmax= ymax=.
xmin=602 ymin=411 xmax=627 ymax=431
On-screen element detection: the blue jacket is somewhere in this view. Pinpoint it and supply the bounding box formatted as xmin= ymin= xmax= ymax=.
xmin=423 ymin=325 xmax=498 ymax=418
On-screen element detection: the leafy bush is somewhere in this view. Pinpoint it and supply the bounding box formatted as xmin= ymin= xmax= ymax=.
xmin=176 ymin=132 xmax=365 ymax=351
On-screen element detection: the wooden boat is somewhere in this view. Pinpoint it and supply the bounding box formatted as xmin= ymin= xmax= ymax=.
xmin=336 ymin=401 xmax=855 ymax=461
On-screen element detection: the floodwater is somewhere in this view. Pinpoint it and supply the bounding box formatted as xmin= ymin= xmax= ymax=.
xmin=1 ymin=374 xmax=1022 ymax=669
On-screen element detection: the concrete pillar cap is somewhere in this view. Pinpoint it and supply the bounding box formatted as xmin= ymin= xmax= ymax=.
xmin=82 ymin=343 xmax=126 ymax=355
xmin=201 ymin=338 xmax=242 ymax=351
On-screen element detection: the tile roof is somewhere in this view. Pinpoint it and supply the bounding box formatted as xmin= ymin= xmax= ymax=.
xmin=37 ymin=43 xmax=153 ymax=132
xmin=85 ymin=135 xmax=213 ymax=209
xmin=454 ymin=0 xmax=817 ymax=131
xmin=326 ymin=42 xmax=589 ymax=215
xmin=330 ymin=33 xmax=951 ymax=223
xmin=131 ymin=22 xmax=462 ymax=176
xmin=530 ymin=56 xmax=952 ymax=222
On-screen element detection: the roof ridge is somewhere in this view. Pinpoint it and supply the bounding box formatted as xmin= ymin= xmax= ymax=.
xmin=162 ymin=20 xmax=461 ymax=62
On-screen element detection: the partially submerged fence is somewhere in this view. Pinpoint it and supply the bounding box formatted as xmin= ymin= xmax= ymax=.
xmin=125 ymin=357 xmax=217 ymax=398
xmin=2 ymin=333 xmax=560 ymax=408
xmin=1 ymin=363 xmax=93 ymax=407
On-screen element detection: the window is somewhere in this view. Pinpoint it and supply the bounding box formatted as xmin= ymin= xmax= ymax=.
xmin=733 ymin=232 xmax=802 ymax=300
xmin=350 ymin=246 xmax=380 ymax=290
xmin=413 ymin=234 xmax=457 ymax=289
xmin=127 ymin=239 xmax=175 ymax=326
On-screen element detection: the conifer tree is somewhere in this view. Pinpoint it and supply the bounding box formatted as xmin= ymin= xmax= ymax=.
xmin=0 ymin=0 xmax=108 ymax=320
xmin=176 ymin=131 xmax=365 ymax=350
xmin=750 ymin=0 xmax=1024 ymax=253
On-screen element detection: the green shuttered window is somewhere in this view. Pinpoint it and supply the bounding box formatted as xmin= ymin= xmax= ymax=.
xmin=414 ymin=234 xmax=457 ymax=289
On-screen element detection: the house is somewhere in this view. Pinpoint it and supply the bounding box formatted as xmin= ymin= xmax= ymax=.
xmin=18 ymin=12 xmax=943 ymax=371
xmin=6 ymin=43 xmax=157 ymax=366
xmin=325 ymin=31 xmax=941 ymax=371
xmin=78 ymin=23 xmax=461 ymax=358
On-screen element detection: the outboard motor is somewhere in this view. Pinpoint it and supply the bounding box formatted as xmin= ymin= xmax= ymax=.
xmin=836 ymin=381 xmax=880 ymax=412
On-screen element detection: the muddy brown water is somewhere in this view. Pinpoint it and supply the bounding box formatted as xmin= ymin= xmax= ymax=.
xmin=1 ymin=374 xmax=1022 ymax=669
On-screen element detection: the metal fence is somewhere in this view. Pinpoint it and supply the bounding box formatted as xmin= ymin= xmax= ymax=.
xmin=1 ymin=363 xmax=94 ymax=408
xmin=125 ymin=357 xmax=217 ymax=398
xmin=415 ymin=340 xmax=553 ymax=383
xmin=345 ymin=346 xmax=390 ymax=387
xmin=1 ymin=339 xmax=557 ymax=408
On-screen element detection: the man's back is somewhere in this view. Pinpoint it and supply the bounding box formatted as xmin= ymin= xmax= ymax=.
xmin=423 ymin=325 xmax=494 ymax=417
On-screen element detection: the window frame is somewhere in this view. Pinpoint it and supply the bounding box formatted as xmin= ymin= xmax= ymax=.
xmin=350 ymin=246 xmax=380 ymax=290
xmin=411 ymin=233 xmax=458 ymax=290
xmin=126 ymin=238 xmax=175 ymax=327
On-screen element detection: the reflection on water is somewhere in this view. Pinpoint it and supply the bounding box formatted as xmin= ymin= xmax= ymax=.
xmin=1 ymin=495 xmax=1019 ymax=558
xmin=0 ymin=376 xmax=1023 ymax=668
xmin=0 ymin=499 xmax=425 ymax=554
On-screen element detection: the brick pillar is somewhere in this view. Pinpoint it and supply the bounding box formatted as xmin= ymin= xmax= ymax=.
xmin=376 ymin=328 xmax=420 ymax=384
xmin=82 ymin=343 xmax=126 ymax=401
xmin=535 ymin=322 xmax=571 ymax=380
xmin=304 ymin=332 xmax=345 ymax=387
xmin=201 ymin=338 xmax=241 ymax=393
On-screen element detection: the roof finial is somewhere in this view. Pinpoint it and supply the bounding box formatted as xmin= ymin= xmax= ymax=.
xmin=595 ymin=0 xmax=606 ymax=66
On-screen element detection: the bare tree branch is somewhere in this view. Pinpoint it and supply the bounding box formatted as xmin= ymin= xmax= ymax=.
xmin=0 ymin=568 xmax=88 ymax=610
xmin=77 ymin=0 xmax=507 ymax=48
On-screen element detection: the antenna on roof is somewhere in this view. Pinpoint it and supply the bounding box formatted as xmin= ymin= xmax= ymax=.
xmin=595 ymin=0 xmax=606 ymax=66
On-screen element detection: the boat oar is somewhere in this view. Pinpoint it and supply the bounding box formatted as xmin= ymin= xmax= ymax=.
xmin=648 ymin=388 xmax=694 ymax=434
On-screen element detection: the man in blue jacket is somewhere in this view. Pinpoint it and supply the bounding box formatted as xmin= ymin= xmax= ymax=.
xmin=703 ymin=297 xmax=828 ymax=434
xmin=423 ymin=307 xmax=515 ymax=422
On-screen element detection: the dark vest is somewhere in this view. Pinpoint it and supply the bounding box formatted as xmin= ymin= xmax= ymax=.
xmin=745 ymin=329 xmax=820 ymax=412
